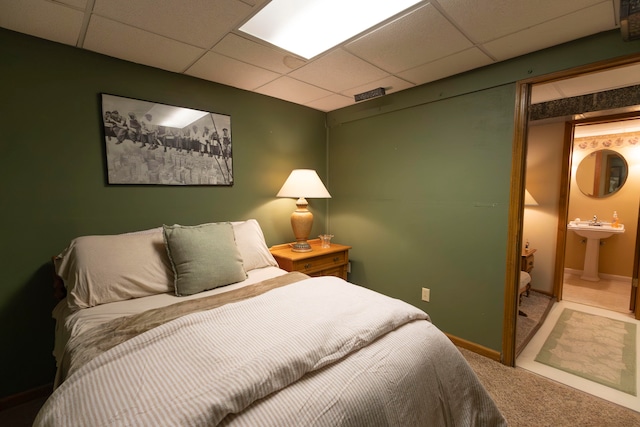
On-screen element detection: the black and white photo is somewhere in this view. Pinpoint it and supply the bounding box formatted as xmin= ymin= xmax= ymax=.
xmin=101 ymin=94 xmax=233 ymax=185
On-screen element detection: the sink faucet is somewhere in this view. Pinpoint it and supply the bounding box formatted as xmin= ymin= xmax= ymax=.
xmin=590 ymin=215 xmax=600 ymax=225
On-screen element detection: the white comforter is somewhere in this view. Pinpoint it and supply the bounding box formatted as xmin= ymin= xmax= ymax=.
xmin=36 ymin=276 xmax=506 ymax=426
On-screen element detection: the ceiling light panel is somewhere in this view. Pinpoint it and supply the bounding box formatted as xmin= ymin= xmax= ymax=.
xmin=239 ymin=0 xmax=423 ymax=59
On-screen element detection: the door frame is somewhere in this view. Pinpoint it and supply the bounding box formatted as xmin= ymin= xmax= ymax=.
xmin=503 ymin=52 xmax=640 ymax=367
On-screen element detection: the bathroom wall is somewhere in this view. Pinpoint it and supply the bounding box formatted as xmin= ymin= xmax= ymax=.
xmin=565 ymin=131 xmax=640 ymax=277
xmin=524 ymin=121 xmax=566 ymax=294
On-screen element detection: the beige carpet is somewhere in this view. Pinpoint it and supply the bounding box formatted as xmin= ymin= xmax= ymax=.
xmin=516 ymin=290 xmax=553 ymax=355
xmin=460 ymin=347 xmax=640 ymax=426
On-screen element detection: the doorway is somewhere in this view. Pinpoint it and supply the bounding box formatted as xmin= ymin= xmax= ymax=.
xmin=503 ymin=53 xmax=640 ymax=367
xmin=559 ymin=117 xmax=640 ymax=315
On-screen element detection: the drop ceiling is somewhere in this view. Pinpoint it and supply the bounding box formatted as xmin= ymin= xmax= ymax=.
xmin=0 ymin=0 xmax=633 ymax=112
xmin=574 ymin=118 xmax=640 ymax=137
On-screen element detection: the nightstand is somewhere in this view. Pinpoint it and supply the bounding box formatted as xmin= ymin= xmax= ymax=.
xmin=269 ymin=239 xmax=351 ymax=280
xmin=521 ymin=248 xmax=536 ymax=275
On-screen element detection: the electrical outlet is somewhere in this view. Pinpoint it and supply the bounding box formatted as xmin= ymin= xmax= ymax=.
xmin=421 ymin=287 xmax=430 ymax=302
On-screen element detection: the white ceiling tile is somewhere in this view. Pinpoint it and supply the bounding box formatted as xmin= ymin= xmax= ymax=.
xmin=83 ymin=16 xmax=204 ymax=73
xmin=530 ymin=83 xmax=565 ymax=104
xmin=186 ymin=51 xmax=280 ymax=90
xmin=343 ymin=76 xmax=415 ymax=97
xmin=573 ymin=119 xmax=640 ymax=137
xmin=0 ymin=0 xmax=84 ymax=46
xmin=398 ymin=48 xmax=494 ymax=85
xmin=0 ymin=0 xmax=626 ymax=112
xmin=437 ymin=0 xmax=608 ymax=43
xmin=289 ymin=49 xmax=389 ymax=93
xmin=538 ymin=62 xmax=640 ymax=101
xmin=305 ymin=94 xmax=355 ymax=112
xmin=212 ymin=34 xmax=303 ymax=74
xmin=93 ymin=0 xmax=252 ymax=48
xmin=346 ymin=3 xmax=473 ymax=74
xmin=255 ymin=77 xmax=333 ymax=105
xmin=482 ymin=2 xmax=617 ymax=61
xmin=56 ymin=0 xmax=88 ymax=8
xmin=238 ymin=0 xmax=268 ymax=6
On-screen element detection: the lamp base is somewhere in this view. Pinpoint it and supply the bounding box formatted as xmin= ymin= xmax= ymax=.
xmin=291 ymin=241 xmax=312 ymax=252
xmin=290 ymin=197 xmax=314 ymax=252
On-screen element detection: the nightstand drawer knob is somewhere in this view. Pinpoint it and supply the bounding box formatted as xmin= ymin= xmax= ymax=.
xmin=333 ymin=257 xmax=339 ymax=262
xmin=304 ymin=263 xmax=311 ymax=269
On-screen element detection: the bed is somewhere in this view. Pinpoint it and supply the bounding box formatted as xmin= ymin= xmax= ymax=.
xmin=35 ymin=219 xmax=506 ymax=426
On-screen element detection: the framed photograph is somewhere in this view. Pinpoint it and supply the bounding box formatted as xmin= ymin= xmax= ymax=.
xmin=101 ymin=94 xmax=233 ymax=185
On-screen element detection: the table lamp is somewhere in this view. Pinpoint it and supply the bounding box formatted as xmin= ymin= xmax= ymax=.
xmin=277 ymin=169 xmax=331 ymax=252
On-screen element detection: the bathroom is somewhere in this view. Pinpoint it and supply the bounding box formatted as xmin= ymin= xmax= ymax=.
xmin=525 ymin=115 xmax=640 ymax=316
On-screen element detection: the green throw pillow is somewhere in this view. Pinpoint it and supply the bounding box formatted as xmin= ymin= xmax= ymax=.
xmin=163 ymin=222 xmax=247 ymax=296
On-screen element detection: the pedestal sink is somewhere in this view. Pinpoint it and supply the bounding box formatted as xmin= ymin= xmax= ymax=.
xmin=567 ymin=221 xmax=625 ymax=281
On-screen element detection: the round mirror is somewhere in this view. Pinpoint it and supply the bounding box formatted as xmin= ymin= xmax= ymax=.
xmin=576 ymin=149 xmax=628 ymax=198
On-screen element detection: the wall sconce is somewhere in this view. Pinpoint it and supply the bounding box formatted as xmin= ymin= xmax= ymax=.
xmin=524 ymin=189 xmax=539 ymax=206
xmin=277 ymin=169 xmax=331 ymax=252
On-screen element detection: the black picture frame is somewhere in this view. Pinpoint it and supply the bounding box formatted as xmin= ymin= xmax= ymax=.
xmin=101 ymin=94 xmax=233 ymax=186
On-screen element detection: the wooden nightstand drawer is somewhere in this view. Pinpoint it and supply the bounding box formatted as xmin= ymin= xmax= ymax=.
xmin=309 ymin=265 xmax=347 ymax=278
xmin=292 ymin=251 xmax=347 ymax=274
xmin=521 ymin=249 xmax=536 ymax=273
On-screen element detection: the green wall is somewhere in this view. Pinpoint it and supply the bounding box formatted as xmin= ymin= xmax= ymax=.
xmin=327 ymin=30 xmax=640 ymax=351
xmin=0 ymin=28 xmax=327 ymax=397
xmin=328 ymin=85 xmax=514 ymax=348
xmin=2 ymin=26 xmax=640 ymax=398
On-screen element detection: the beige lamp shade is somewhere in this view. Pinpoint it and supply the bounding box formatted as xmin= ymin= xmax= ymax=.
xmin=277 ymin=169 xmax=331 ymax=252
xmin=524 ymin=189 xmax=539 ymax=206
xmin=277 ymin=169 xmax=332 ymax=198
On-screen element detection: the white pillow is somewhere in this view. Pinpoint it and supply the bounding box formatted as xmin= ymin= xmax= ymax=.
xmin=54 ymin=220 xmax=276 ymax=310
xmin=55 ymin=230 xmax=173 ymax=311
xmin=231 ymin=219 xmax=278 ymax=271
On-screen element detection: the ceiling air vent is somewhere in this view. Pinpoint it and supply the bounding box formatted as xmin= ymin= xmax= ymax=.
xmin=621 ymin=0 xmax=640 ymax=41
xmin=354 ymin=87 xmax=386 ymax=102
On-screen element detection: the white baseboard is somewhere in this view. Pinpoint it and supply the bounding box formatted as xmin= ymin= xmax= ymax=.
xmin=563 ymin=268 xmax=631 ymax=283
